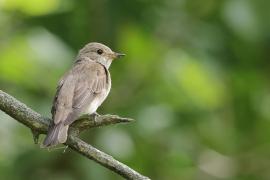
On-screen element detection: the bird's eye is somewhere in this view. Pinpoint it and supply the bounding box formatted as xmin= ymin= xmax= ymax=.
xmin=97 ymin=49 xmax=103 ymax=55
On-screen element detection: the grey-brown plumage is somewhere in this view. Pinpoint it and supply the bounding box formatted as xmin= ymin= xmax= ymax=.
xmin=42 ymin=42 xmax=125 ymax=147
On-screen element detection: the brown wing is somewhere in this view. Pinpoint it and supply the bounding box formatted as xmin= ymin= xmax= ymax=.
xmin=52 ymin=72 xmax=76 ymax=124
xmin=52 ymin=60 xmax=108 ymax=126
xmin=72 ymin=63 xmax=107 ymax=109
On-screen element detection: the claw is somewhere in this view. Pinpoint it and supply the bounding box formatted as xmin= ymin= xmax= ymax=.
xmin=92 ymin=112 xmax=100 ymax=124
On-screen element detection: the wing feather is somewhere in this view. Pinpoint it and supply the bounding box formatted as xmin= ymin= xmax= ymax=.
xmin=51 ymin=60 xmax=108 ymax=126
xmin=52 ymin=73 xmax=76 ymax=124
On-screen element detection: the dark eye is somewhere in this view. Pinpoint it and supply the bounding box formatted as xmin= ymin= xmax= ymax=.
xmin=97 ymin=49 xmax=103 ymax=55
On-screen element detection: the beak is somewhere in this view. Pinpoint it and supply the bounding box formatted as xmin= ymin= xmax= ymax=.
xmin=113 ymin=52 xmax=126 ymax=59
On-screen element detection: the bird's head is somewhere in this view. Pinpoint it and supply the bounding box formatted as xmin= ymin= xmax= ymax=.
xmin=77 ymin=42 xmax=125 ymax=68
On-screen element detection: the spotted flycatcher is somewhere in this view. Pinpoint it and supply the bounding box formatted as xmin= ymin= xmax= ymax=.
xmin=42 ymin=42 xmax=125 ymax=147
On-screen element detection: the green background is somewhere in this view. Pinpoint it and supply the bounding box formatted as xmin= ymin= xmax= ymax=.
xmin=0 ymin=0 xmax=270 ymax=179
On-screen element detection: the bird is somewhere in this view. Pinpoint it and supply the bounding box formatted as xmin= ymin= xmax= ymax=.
xmin=42 ymin=42 xmax=125 ymax=147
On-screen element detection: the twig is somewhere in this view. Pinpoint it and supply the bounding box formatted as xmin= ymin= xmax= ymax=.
xmin=0 ymin=90 xmax=150 ymax=180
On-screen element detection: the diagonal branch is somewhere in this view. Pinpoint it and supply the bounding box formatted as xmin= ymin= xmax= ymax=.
xmin=0 ymin=90 xmax=150 ymax=180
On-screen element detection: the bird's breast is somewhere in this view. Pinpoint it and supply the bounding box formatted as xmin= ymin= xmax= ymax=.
xmin=86 ymin=88 xmax=110 ymax=114
xmin=86 ymin=69 xmax=111 ymax=115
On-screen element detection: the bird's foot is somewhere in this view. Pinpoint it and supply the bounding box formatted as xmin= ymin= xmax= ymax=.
xmin=91 ymin=112 xmax=100 ymax=125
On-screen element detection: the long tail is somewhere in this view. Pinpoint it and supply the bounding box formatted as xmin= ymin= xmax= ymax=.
xmin=42 ymin=123 xmax=69 ymax=147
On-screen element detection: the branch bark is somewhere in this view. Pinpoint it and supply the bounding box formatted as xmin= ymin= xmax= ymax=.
xmin=0 ymin=90 xmax=150 ymax=180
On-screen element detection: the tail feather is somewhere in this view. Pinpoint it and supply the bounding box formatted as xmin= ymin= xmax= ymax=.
xmin=42 ymin=123 xmax=69 ymax=147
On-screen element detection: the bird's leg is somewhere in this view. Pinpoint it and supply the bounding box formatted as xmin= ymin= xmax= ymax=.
xmin=91 ymin=112 xmax=100 ymax=125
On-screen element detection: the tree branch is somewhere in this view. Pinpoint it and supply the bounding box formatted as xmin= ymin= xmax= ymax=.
xmin=0 ymin=90 xmax=150 ymax=180
xmin=72 ymin=114 xmax=134 ymax=134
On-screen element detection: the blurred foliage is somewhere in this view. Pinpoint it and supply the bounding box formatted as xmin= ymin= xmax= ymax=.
xmin=0 ymin=0 xmax=270 ymax=179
